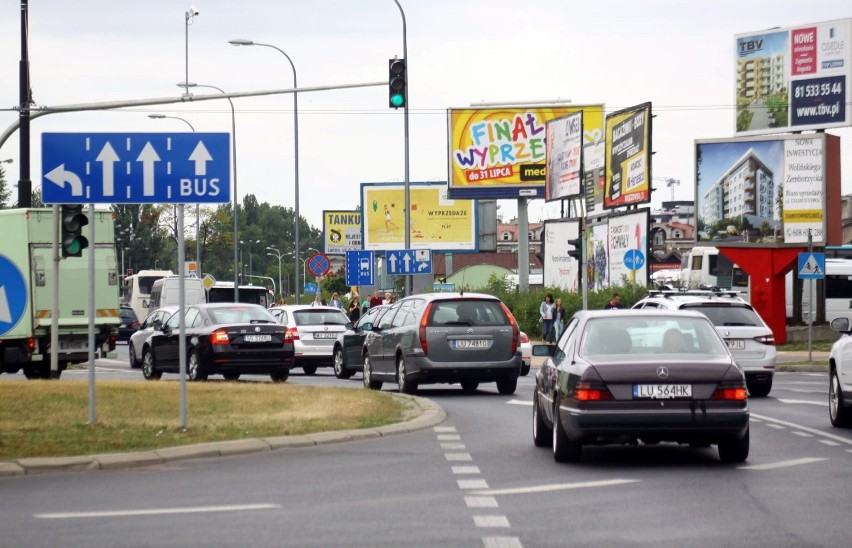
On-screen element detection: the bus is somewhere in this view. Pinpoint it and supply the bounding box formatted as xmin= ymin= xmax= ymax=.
xmin=801 ymin=258 xmax=852 ymax=324
xmin=681 ymin=247 xmax=749 ymax=292
xmin=122 ymin=269 xmax=173 ymax=323
xmin=207 ymin=282 xmax=274 ymax=308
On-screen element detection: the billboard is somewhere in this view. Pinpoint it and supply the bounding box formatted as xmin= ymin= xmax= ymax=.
xmin=543 ymin=218 xmax=581 ymax=292
xmin=735 ymin=18 xmax=852 ymax=135
xmin=545 ymin=111 xmax=584 ymax=202
xmin=322 ymin=210 xmax=362 ymax=255
xmin=360 ymin=182 xmax=477 ymax=252
xmin=607 ymin=209 xmax=650 ymax=287
xmin=695 ymin=134 xmax=832 ymax=246
xmin=447 ymin=105 xmax=604 ymax=199
xmin=604 ymin=102 xmax=652 ymax=209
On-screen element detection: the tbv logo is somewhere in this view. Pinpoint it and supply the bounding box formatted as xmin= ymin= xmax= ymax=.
xmin=738 ymin=39 xmax=764 ymax=56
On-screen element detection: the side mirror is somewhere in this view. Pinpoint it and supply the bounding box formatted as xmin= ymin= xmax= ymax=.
xmin=831 ymin=317 xmax=851 ymax=333
xmin=532 ymin=344 xmax=556 ymax=357
xmin=152 ymin=319 xmax=163 ymax=331
xmin=361 ymin=322 xmax=374 ymax=332
xmin=345 ymin=322 xmax=354 ymax=331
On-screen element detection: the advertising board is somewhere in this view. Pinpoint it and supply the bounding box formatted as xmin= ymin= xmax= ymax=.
xmin=542 ymin=218 xmax=581 ymax=292
xmin=604 ymin=102 xmax=652 ymax=209
xmin=323 ymin=210 xmax=362 ymax=255
xmin=545 ymin=111 xmax=584 ymax=202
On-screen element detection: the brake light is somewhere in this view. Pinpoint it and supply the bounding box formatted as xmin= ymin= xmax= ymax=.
xmin=499 ymin=302 xmax=519 ymax=354
xmin=419 ymin=303 xmax=433 ymax=355
xmin=575 ymin=382 xmax=613 ymax=401
xmin=108 ymin=334 xmax=117 ymax=351
xmin=711 ymin=387 xmax=747 ymax=401
xmin=520 ymin=332 xmax=530 ymax=344
xmin=754 ymin=334 xmax=775 ymax=345
xmin=25 ymin=337 xmax=36 ymax=353
xmin=284 ymin=327 xmax=299 ymax=342
xmin=211 ymin=329 xmax=230 ymax=345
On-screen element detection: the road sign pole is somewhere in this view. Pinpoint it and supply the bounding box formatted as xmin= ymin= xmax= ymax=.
xmin=808 ymin=229 xmax=813 ymax=361
xmin=87 ymin=203 xmax=96 ymax=424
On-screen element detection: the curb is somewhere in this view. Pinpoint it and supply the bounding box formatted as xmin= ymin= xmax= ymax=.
xmin=0 ymin=395 xmax=446 ymax=477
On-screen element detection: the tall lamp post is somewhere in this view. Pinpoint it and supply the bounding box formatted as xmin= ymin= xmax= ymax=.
xmin=266 ymin=246 xmax=284 ymax=300
xmin=240 ymin=239 xmax=261 ymax=281
xmin=148 ymin=113 xmax=201 ymax=274
xmin=176 ymin=82 xmax=240 ymax=300
xmin=229 ymin=38 xmax=301 ymax=304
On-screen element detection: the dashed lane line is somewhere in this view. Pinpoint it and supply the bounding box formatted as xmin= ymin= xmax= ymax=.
xmin=737 ymin=457 xmax=828 ymax=471
xmin=36 ymin=503 xmax=280 ymax=519
xmin=472 ymin=479 xmax=640 ymax=496
xmin=777 ymin=398 xmax=829 ymax=407
xmin=751 ymin=413 xmax=852 ymax=446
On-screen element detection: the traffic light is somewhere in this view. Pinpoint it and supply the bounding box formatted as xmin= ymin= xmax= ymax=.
xmin=567 ymin=238 xmax=582 ymax=261
xmin=61 ymin=204 xmax=89 ymax=258
xmin=388 ymin=58 xmax=407 ymax=109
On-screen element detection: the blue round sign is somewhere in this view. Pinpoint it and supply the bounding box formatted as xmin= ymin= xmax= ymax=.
xmin=0 ymin=254 xmax=28 ymax=336
xmin=623 ymin=249 xmax=646 ymax=271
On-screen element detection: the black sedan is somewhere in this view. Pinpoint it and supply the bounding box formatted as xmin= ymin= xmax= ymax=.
xmin=118 ymin=305 xmax=140 ymax=342
xmin=142 ymin=303 xmax=294 ymax=382
xmin=532 ymin=309 xmax=749 ymax=463
xmin=332 ymin=305 xmax=391 ymax=379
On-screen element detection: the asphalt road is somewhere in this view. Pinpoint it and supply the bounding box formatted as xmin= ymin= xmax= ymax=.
xmin=1 ymin=344 xmax=850 ymax=546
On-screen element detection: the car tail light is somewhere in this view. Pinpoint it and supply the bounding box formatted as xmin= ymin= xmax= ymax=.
xmin=26 ymin=337 xmax=36 ymax=353
xmin=108 ymin=334 xmax=117 ymax=351
xmin=711 ymin=386 xmax=748 ymax=401
xmin=499 ymin=302 xmax=519 ymax=354
xmin=754 ymin=334 xmax=775 ymax=345
xmin=284 ymin=327 xmax=299 ymax=343
xmin=131 ymin=320 xmax=140 ymax=329
xmin=211 ymin=329 xmax=230 ymax=345
xmin=419 ymin=303 xmax=433 ymax=355
xmin=520 ymin=332 xmax=530 ymax=344
xmin=574 ymin=382 xmax=613 ymax=401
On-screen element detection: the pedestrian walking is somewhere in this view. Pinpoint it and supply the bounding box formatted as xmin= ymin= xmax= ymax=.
xmin=540 ymin=293 xmax=556 ymax=342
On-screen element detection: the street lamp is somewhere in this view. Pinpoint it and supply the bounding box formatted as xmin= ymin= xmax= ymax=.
xmin=240 ymin=239 xmax=261 ymax=280
xmin=148 ymin=113 xmax=202 ymax=274
xmin=176 ymin=82 xmax=239 ymax=300
xmin=229 ymin=37 xmax=301 ymax=303
xmin=266 ymin=246 xmax=284 ymax=300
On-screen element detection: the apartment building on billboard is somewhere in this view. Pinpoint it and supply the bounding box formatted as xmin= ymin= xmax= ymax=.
xmin=701 ymin=148 xmax=775 ymax=226
xmin=736 ymin=53 xmax=785 ymax=100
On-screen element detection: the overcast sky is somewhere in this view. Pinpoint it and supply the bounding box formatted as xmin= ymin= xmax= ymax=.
xmin=1 ymin=1 xmax=850 ymax=227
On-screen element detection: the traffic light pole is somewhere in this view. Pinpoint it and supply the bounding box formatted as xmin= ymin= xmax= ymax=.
xmin=50 ymin=205 xmax=59 ymax=376
xmin=87 ymin=203 xmax=96 ymax=423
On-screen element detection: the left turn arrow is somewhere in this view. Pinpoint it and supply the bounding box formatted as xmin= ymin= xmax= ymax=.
xmin=44 ymin=164 xmax=84 ymax=196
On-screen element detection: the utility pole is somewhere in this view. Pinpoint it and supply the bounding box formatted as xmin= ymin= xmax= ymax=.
xmin=17 ymin=0 xmax=31 ymax=207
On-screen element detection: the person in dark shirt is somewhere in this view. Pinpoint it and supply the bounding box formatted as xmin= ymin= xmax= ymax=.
xmin=604 ymin=293 xmax=625 ymax=309
xmin=369 ymin=290 xmax=383 ymax=309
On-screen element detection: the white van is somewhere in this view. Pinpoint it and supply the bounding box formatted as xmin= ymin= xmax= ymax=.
xmin=682 ymin=246 xmax=748 ymax=294
xmin=148 ymin=276 xmax=206 ymax=310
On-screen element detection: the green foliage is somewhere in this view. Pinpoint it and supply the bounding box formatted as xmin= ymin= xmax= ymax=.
xmin=736 ymin=106 xmax=753 ymax=132
xmin=320 ymin=271 xmax=349 ymax=298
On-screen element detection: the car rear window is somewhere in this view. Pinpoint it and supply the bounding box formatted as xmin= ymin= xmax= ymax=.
xmin=581 ymin=317 xmax=728 ymax=357
xmin=429 ymin=299 xmax=508 ymax=327
xmin=680 ymin=303 xmax=764 ymax=327
xmin=207 ymin=307 xmax=277 ymax=325
xmin=293 ymin=309 xmax=350 ymax=326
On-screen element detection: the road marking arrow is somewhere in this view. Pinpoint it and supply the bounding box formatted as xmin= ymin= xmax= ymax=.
xmin=44 ymin=164 xmax=83 ymax=196
xmin=189 ymin=141 xmax=213 ymax=176
xmin=96 ymin=142 xmax=119 ymax=197
xmin=136 ymin=142 xmax=161 ymax=197
xmin=0 ymin=285 xmax=11 ymax=323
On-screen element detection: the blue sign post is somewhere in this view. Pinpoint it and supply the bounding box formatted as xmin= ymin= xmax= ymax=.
xmin=41 ymin=132 xmax=231 ymax=204
xmin=346 ymin=250 xmax=375 ymax=286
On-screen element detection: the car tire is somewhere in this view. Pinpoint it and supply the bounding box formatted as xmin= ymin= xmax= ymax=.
xmin=460 ymin=380 xmax=479 ymax=393
xmin=142 ymin=349 xmax=161 ymax=380
xmin=303 ymin=365 xmax=318 ymax=376
xmin=533 ymin=392 xmax=552 ymax=447
xmin=829 ymin=369 xmax=852 ymax=427
xmin=747 ymin=378 xmax=772 ymax=398
xmin=496 ymin=376 xmax=518 ymax=395
xmin=334 ymin=347 xmax=353 ymax=380
xmin=187 ymin=350 xmax=208 ymax=381
xmin=520 ymin=364 xmax=530 ymax=376
xmin=397 ymin=356 xmax=418 ymax=394
xmin=129 ymin=343 xmax=140 ymax=368
xmin=363 ymin=354 xmax=382 ymax=390
xmin=223 ymin=372 xmax=240 ymax=381
xmin=718 ymin=426 xmax=749 ymax=463
xmin=552 ymin=402 xmax=581 ymax=463
xmin=270 ymin=368 xmax=289 ymax=383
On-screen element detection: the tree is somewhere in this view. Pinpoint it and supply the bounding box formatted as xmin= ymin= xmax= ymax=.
xmin=0 ymin=165 xmax=11 ymax=208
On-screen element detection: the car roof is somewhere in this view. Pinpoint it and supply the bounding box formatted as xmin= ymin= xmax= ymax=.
xmin=397 ymin=292 xmax=503 ymax=303
xmin=577 ymin=309 xmax=710 ymax=321
xmin=269 ymin=305 xmax=346 ymax=312
xmin=193 ymin=303 xmax=267 ymax=310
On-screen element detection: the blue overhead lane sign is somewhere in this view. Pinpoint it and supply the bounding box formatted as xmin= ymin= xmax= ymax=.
xmin=386 ymin=249 xmax=432 ymax=275
xmin=41 ymin=132 xmax=231 ymax=204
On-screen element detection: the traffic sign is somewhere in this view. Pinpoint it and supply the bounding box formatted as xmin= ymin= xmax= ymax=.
xmin=346 ymin=250 xmax=375 ymax=286
xmin=623 ymin=249 xmax=646 ymax=271
xmin=41 ymin=132 xmax=231 ymax=204
xmin=304 ymin=282 xmax=319 ymax=295
xmin=0 ymin=254 xmax=28 ymax=336
xmin=386 ymin=249 xmax=432 ymax=275
xmin=307 ymin=253 xmax=331 ymax=277
xmin=798 ymin=252 xmax=826 ymax=280
xmin=201 ymin=273 xmax=217 ymax=290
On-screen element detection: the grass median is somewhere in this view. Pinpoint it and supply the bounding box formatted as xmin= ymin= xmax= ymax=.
xmin=0 ymin=380 xmax=410 ymax=461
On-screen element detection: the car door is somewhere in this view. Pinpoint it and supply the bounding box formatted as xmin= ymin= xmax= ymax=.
xmin=381 ymin=300 xmax=417 ymax=374
xmin=154 ymin=309 xmax=184 ymax=370
xmin=345 ymin=306 xmax=379 ymax=365
xmin=537 ymin=317 xmax=579 ymax=425
xmin=370 ymin=301 xmax=402 ymax=374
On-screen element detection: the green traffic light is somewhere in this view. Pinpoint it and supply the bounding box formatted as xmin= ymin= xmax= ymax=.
xmin=390 ymin=94 xmax=405 ymax=108
xmin=64 ymin=237 xmax=86 ymax=255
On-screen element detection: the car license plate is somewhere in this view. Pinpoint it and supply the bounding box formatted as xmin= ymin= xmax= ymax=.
xmin=244 ymin=334 xmax=272 ymax=343
xmin=314 ymin=332 xmax=337 ymax=339
xmin=59 ymin=339 xmax=87 ymax=351
xmin=452 ymin=339 xmax=489 ymax=349
xmin=633 ymin=384 xmax=692 ymax=399
xmin=726 ymin=340 xmax=745 ymax=350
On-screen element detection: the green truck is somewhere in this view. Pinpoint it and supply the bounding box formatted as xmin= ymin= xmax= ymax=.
xmin=0 ymin=208 xmax=120 ymax=379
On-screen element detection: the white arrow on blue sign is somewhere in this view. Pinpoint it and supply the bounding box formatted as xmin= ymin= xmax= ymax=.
xmin=41 ymin=132 xmax=231 ymax=204
xmin=386 ymin=249 xmax=432 ymax=275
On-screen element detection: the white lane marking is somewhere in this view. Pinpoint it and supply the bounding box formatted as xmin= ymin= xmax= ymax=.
xmin=445 ymin=452 xmax=473 ymax=461
xmin=435 ymin=426 xmax=457 ymax=432
xmin=793 ymin=431 xmax=814 ymax=438
xmin=465 ymin=496 xmax=498 ymax=508
xmin=35 ymin=503 xmax=280 ymax=519
xmin=506 ymin=399 xmax=531 ymax=406
xmin=473 ymin=479 xmax=639 ymax=496
xmin=474 ymin=515 xmax=510 ymax=528
xmin=483 ymin=537 xmax=522 ymax=548
xmin=738 ymin=457 xmax=828 ymax=471
xmin=778 ymin=388 xmax=826 ymax=394
xmin=442 ymin=442 xmax=467 ymax=450
xmin=452 ymin=466 xmax=481 ymax=474
xmin=777 ymin=398 xmax=829 ymax=407
xmin=751 ymin=413 xmax=852 ymax=446
xmin=767 ymin=424 xmax=786 ymax=429
xmin=438 ymin=434 xmax=461 ymax=441
xmin=458 ymin=479 xmax=489 ymax=490
xmin=819 ymin=440 xmax=841 ymax=447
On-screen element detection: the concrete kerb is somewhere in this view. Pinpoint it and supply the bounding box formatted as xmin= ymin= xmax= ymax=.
xmin=0 ymin=395 xmax=446 ymax=478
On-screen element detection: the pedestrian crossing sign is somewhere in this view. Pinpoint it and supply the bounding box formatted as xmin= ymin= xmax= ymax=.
xmin=798 ymin=252 xmax=825 ymax=280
